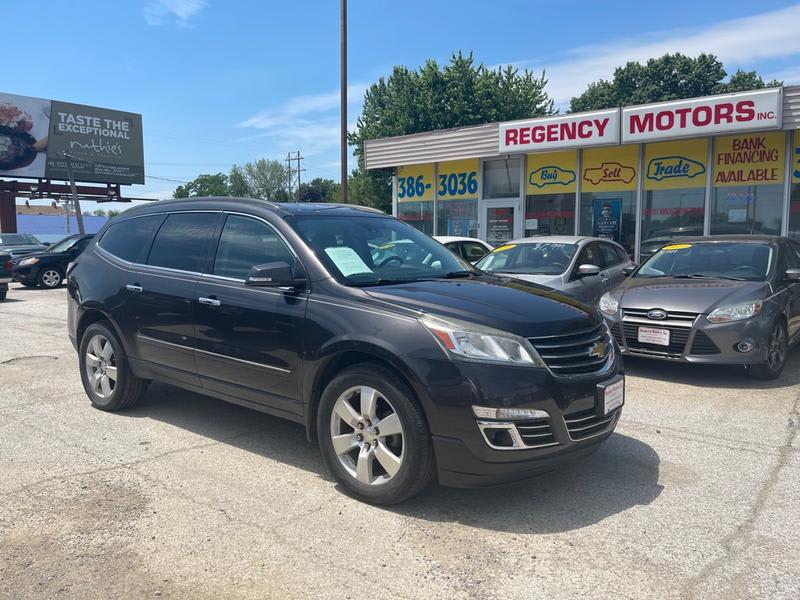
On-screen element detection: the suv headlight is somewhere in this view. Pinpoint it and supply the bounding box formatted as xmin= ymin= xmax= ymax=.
xmin=599 ymin=292 xmax=619 ymax=316
xmin=18 ymin=257 xmax=39 ymax=267
xmin=419 ymin=315 xmax=545 ymax=367
xmin=707 ymin=300 xmax=763 ymax=323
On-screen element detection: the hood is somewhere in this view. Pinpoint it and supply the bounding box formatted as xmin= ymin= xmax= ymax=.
xmin=493 ymin=272 xmax=564 ymax=288
xmin=363 ymin=274 xmax=600 ymax=338
xmin=616 ymin=277 xmax=769 ymax=314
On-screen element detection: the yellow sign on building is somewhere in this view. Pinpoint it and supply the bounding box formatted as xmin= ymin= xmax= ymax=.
xmin=582 ymin=145 xmax=639 ymax=192
xmin=437 ymin=159 xmax=480 ymax=201
xmin=713 ymin=131 xmax=786 ymax=187
xmin=526 ymin=151 xmax=577 ymax=195
xmin=396 ymin=163 xmax=435 ymax=202
xmin=644 ymin=139 xmax=708 ymax=190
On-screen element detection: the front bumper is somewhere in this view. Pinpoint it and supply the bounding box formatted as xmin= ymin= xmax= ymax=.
xmin=604 ymin=308 xmax=770 ymax=364
xmin=12 ymin=266 xmax=35 ymax=284
xmin=407 ymin=352 xmax=623 ymax=488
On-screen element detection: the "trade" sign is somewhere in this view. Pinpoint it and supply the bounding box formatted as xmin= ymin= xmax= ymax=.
xmin=622 ymin=88 xmax=782 ymax=143
xmin=499 ymin=109 xmax=620 ymax=153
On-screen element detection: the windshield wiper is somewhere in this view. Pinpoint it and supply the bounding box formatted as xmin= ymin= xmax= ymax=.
xmin=440 ymin=270 xmax=474 ymax=279
xmin=671 ymin=273 xmax=747 ymax=281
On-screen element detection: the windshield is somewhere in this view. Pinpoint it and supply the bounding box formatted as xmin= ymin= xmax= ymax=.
xmin=0 ymin=233 xmax=40 ymax=246
xmin=476 ymin=242 xmax=577 ymax=275
xmin=288 ymin=215 xmax=475 ymax=285
xmin=47 ymin=236 xmax=78 ymax=253
xmin=637 ymin=242 xmax=773 ymax=281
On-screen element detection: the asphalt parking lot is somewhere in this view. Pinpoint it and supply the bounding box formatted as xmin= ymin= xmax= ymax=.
xmin=1 ymin=283 xmax=799 ymax=599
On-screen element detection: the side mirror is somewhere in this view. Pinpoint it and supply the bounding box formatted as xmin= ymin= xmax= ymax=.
xmin=42 ymin=242 xmax=51 ymax=247
xmin=576 ymin=264 xmax=601 ymax=277
xmin=785 ymin=268 xmax=800 ymax=281
xmin=622 ymin=264 xmax=637 ymax=276
xmin=245 ymin=261 xmax=305 ymax=289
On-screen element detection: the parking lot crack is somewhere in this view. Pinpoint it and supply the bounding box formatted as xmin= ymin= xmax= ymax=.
xmin=681 ymin=395 xmax=800 ymax=598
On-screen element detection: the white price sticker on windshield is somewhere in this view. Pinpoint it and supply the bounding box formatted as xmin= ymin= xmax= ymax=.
xmin=324 ymin=247 xmax=373 ymax=277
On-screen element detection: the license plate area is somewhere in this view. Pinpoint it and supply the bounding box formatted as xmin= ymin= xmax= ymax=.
xmin=638 ymin=326 xmax=670 ymax=346
xmin=596 ymin=375 xmax=624 ymax=416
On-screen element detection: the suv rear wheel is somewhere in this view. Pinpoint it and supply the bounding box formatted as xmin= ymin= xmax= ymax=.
xmin=38 ymin=267 xmax=63 ymax=288
xmin=318 ymin=364 xmax=435 ymax=505
xmin=79 ymin=322 xmax=149 ymax=410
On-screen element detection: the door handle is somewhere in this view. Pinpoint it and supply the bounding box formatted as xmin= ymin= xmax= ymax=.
xmin=198 ymin=296 xmax=221 ymax=307
xmin=126 ymin=283 xmax=143 ymax=293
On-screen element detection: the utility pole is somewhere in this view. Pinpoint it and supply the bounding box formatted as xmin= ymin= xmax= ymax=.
xmin=63 ymin=153 xmax=85 ymax=234
xmin=340 ymin=0 xmax=348 ymax=203
xmin=285 ymin=151 xmax=305 ymax=201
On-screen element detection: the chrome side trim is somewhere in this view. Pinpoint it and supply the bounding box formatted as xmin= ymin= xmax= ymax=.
xmin=136 ymin=334 xmax=291 ymax=374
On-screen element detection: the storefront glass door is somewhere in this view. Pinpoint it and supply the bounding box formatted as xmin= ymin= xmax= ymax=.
xmin=483 ymin=204 xmax=517 ymax=246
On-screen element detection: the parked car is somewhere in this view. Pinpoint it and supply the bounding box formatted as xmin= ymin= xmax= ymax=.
xmin=13 ymin=233 xmax=94 ymax=288
xmin=0 ymin=233 xmax=48 ymax=258
xmin=0 ymin=250 xmax=12 ymax=301
xmin=434 ymin=236 xmax=493 ymax=263
xmin=476 ymin=236 xmax=635 ymax=305
xmin=600 ymin=235 xmax=800 ymax=380
xmin=68 ymin=198 xmax=624 ymax=505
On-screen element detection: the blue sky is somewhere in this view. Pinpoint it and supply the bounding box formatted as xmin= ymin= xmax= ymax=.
xmin=6 ymin=0 xmax=800 ymax=205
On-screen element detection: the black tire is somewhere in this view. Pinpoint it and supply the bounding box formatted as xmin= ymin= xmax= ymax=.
xmin=79 ymin=321 xmax=149 ymax=410
xmin=748 ymin=320 xmax=788 ymax=380
xmin=37 ymin=267 xmax=63 ymax=288
xmin=317 ymin=364 xmax=436 ymax=505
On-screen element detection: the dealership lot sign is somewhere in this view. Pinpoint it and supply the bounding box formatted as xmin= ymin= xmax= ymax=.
xmin=0 ymin=91 xmax=144 ymax=184
xmin=499 ymin=109 xmax=620 ymax=153
xmin=622 ymin=89 xmax=782 ymax=143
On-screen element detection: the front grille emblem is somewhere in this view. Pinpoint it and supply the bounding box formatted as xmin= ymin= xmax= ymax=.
xmin=647 ymin=309 xmax=668 ymax=320
xmin=588 ymin=340 xmax=607 ymax=359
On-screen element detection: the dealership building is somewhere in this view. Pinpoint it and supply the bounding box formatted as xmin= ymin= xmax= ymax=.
xmin=364 ymin=87 xmax=800 ymax=261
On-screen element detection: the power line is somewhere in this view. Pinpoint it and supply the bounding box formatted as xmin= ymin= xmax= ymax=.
xmin=285 ymin=151 xmax=305 ymax=200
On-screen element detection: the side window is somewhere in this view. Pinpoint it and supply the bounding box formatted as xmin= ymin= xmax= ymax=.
xmin=98 ymin=215 xmax=164 ymax=263
xmin=213 ymin=215 xmax=294 ymax=280
xmin=444 ymin=242 xmax=462 ymax=258
xmin=74 ymin=237 xmax=92 ymax=253
xmin=614 ymin=245 xmax=629 ymax=263
xmin=147 ymin=213 xmax=219 ymax=272
xmin=462 ymin=242 xmax=489 ymax=262
xmin=781 ymin=243 xmax=799 ymax=270
xmin=599 ymin=243 xmax=621 ymax=267
xmin=576 ymin=243 xmax=602 ymax=269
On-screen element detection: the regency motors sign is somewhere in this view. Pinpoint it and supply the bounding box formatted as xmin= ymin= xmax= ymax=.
xmin=499 ymin=109 xmax=620 ymax=153
xmin=0 ymin=92 xmax=144 ymax=185
xmin=622 ymin=88 xmax=782 ymax=143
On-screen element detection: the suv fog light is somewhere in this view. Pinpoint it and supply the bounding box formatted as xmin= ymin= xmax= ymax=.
xmin=472 ymin=406 xmax=550 ymax=420
xmin=736 ymin=341 xmax=754 ymax=353
xmin=476 ymin=421 xmax=526 ymax=449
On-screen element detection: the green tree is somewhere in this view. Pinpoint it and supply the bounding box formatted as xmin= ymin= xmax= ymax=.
xmin=240 ymin=159 xmax=290 ymax=201
xmin=173 ymin=173 xmax=230 ymax=198
xmin=349 ymin=51 xmax=555 ymax=212
xmin=298 ymin=177 xmax=340 ymax=203
xmin=92 ymin=209 xmax=107 ymax=217
xmin=106 ymin=209 xmax=121 ymax=218
xmin=570 ymin=53 xmax=782 ymax=112
xmin=228 ymin=165 xmax=252 ymax=197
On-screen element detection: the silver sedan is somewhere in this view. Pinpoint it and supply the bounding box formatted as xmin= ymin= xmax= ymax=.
xmin=475 ymin=236 xmax=635 ymax=305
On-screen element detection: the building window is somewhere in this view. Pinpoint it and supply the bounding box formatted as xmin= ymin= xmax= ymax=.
xmin=483 ymin=158 xmax=520 ymax=199
xmin=397 ymin=201 xmax=433 ymax=235
xmin=396 ymin=164 xmax=435 ymax=235
xmin=437 ymin=200 xmax=478 ymax=237
xmin=525 ymin=151 xmax=576 ymax=236
xmin=710 ymin=132 xmax=785 ymax=236
xmin=579 ymin=145 xmax=639 ymax=258
xmin=790 ymin=137 xmax=800 ymax=241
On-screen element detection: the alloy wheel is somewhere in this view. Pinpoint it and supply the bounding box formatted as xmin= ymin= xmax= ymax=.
xmin=766 ymin=324 xmax=786 ymax=372
xmin=84 ymin=334 xmax=117 ymax=398
xmin=42 ymin=269 xmax=61 ymax=287
xmin=329 ymin=385 xmax=405 ymax=486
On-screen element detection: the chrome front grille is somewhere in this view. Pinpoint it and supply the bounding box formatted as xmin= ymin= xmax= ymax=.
xmin=528 ymin=323 xmax=612 ymax=375
xmin=620 ymin=309 xmax=699 ymax=356
xmin=564 ymin=407 xmax=619 ymax=441
xmin=515 ymin=417 xmax=558 ymax=448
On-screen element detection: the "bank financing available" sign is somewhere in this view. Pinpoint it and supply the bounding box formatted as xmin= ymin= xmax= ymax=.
xmin=622 ymin=88 xmax=782 ymax=143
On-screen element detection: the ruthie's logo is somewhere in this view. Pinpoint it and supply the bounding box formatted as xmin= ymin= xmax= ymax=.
xmin=583 ymin=161 xmax=636 ymax=185
xmin=647 ymin=156 xmax=705 ymax=181
xmin=529 ymin=166 xmax=576 ymax=188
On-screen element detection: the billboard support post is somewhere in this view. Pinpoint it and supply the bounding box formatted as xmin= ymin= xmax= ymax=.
xmin=64 ymin=154 xmax=85 ymax=235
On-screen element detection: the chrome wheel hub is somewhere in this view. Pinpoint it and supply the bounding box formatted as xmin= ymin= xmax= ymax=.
xmin=330 ymin=385 xmax=405 ymax=486
xmin=42 ymin=270 xmax=60 ymax=287
xmin=85 ymin=334 xmax=117 ymax=399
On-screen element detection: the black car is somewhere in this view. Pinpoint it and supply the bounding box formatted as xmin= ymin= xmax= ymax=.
xmin=0 ymin=250 xmax=12 ymax=300
xmin=600 ymin=236 xmax=800 ymax=379
xmin=0 ymin=232 xmax=48 ymax=258
xmin=67 ymin=198 xmax=624 ymax=504
xmin=14 ymin=234 xmax=94 ymax=288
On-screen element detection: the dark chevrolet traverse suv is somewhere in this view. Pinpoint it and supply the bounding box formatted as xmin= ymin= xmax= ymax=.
xmin=68 ymin=198 xmax=624 ymax=504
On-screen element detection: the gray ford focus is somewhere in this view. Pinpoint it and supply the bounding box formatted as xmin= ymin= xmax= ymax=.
xmin=599 ymin=236 xmax=800 ymax=379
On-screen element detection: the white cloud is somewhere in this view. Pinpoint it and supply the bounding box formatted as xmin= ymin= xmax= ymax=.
xmin=509 ymin=4 xmax=800 ymax=106
xmin=144 ymin=0 xmax=207 ymax=26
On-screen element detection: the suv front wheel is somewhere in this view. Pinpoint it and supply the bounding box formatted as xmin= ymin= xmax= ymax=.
xmin=318 ymin=364 xmax=435 ymax=505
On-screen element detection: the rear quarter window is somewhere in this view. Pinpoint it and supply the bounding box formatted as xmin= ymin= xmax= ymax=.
xmin=97 ymin=215 xmax=165 ymax=263
xmin=146 ymin=213 xmax=219 ymax=272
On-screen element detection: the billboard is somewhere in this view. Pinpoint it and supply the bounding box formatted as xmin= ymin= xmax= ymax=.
xmin=0 ymin=92 xmax=144 ymax=184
